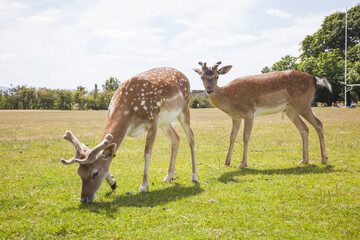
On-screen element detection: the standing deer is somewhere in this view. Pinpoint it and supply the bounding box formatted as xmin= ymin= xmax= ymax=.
xmin=193 ymin=61 xmax=332 ymax=168
xmin=61 ymin=67 xmax=198 ymax=203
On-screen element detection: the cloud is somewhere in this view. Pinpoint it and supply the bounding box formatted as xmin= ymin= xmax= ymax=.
xmin=265 ymin=8 xmax=292 ymax=18
xmin=0 ymin=0 xmax=339 ymax=91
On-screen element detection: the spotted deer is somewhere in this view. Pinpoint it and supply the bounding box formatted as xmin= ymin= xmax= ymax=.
xmin=61 ymin=67 xmax=198 ymax=203
xmin=193 ymin=61 xmax=332 ymax=168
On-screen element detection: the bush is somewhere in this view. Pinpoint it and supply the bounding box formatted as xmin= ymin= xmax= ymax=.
xmin=189 ymin=93 xmax=214 ymax=108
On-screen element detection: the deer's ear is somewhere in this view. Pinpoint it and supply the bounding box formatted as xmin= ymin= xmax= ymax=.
xmin=218 ymin=65 xmax=232 ymax=75
xmin=102 ymin=143 xmax=117 ymax=159
xmin=193 ymin=68 xmax=202 ymax=75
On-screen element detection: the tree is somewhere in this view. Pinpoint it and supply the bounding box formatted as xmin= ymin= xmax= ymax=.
xmin=74 ymin=86 xmax=88 ymax=110
xmin=263 ymin=4 xmax=360 ymax=105
xmin=102 ymin=77 xmax=120 ymax=93
xmin=20 ymin=86 xmax=36 ymax=109
xmin=300 ymin=5 xmax=360 ymax=59
xmin=189 ymin=93 xmax=214 ymax=108
xmin=261 ymin=66 xmax=271 ymax=74
xmin=37 ymin=88 xmax=56 ymax=109
xmin=56 ymin=90 xmax=73 ymax=110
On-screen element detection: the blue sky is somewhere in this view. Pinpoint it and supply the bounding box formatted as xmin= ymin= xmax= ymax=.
xmin=0 ymin=0 xmax=358 ymax=90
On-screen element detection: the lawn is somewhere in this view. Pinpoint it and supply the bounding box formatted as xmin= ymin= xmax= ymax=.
xmin=0 ymin=108 xmax=359 ymax=239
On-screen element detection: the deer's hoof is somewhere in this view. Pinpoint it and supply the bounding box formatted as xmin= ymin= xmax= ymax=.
xmin=139 ymin=185 xmax=148 ymax=192
xmin=239 ymin=163 xmax=247 ymax=169
xmin=163 ymin=175 xmax=174 ymax=183
xmin=297 ymin=160 xmax=308 ymax=165
xmin=111 ymin=182 xmax=117 ymax=191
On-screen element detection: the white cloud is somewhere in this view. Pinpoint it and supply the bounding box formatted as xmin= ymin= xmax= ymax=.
xmin=0 ymin=0 xmax=350 ymax=91
xmin=0 ymin=1 xmax=26 ymax=10
xmin=265 ymin=8 xmax=292 ymax=18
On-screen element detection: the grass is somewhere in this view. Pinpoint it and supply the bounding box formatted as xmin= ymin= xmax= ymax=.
xmin=0 ymin=108 xmax=359 ymax=239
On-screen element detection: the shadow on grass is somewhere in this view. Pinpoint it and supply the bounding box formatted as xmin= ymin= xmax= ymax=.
xmin=64 ymin=183 xmax=203 ymax=216
xmin=218 ymin=164 xmax=334 ymax=184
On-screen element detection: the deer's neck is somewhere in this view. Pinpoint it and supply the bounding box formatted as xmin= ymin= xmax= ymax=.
xmin=208 ymin=86 xmax=230 ymax=110
xmin=101 ymin=111 xmax=130 ymax=152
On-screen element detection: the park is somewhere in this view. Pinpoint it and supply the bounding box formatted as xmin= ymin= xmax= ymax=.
xmin=1 ymin=108 xmax=359 ymax=238
xmin=1 ymin=2 xmax=360 ymax=239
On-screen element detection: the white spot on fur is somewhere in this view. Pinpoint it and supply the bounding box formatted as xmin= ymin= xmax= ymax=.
xmin=134 ymin=106 xmax=138 ymax=111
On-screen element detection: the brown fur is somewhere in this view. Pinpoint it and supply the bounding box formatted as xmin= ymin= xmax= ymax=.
xmin=62 ymin=67 xmax=197 ymax=202
xmin=194 ymin=62 xmax=330 ymax=168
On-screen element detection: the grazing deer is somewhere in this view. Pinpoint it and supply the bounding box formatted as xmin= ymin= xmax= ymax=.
xmin=61 ymin=67 xmax=198 ymax=203
xmin=193 ymin=61 xmax=332 ymax=168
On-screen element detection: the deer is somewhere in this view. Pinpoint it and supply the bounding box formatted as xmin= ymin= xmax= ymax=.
xmin=61 ymin=67 xmax=198 ymax=203
xmin=193 ymin=61 xmax=332 ymax=169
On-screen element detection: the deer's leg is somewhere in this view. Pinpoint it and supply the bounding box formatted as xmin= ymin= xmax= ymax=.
xmin=105 ymin=172 xmax=117 ymax=190
xmin=139 ymin=122 xmax=158 ymax=192
xmin=178 ymin=109 xmax=198 ymax=183
xmin=161 ymin=124 xmax=180 ymax=183
xmin=104 ymin=130 xmax=126 ymax=191
xmin=285 ymin=107 xmax=309 ymax=165
xmin=240 ymin=113 xmax=254 ymax=169
xmin=299 ymin=109 xmax=328 ymax=164
xmin=224 ymin=119 xmax=242 ymax=166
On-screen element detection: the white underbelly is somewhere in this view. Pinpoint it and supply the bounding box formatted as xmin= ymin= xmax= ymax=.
xmin=127 ymin=108 xmax=181 ymax=137
xmin=158 ymin=108 xmax=181 ymax=127
xmin=127 ymin=124 xmax=149 ymax=137
xmin=255 ymin=104 xmax=287 ymax=116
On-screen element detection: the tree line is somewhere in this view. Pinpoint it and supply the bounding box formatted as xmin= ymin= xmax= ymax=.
xmin=0 ymin=77 xmax=120 ymax=110
xmin=0 ymin=76 xmax=213 ymax=110
xmin=262 ymin=4 xmax=360 ymax=106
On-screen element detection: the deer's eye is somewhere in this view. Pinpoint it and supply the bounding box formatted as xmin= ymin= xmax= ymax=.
xmin=92 ymin=171 xmax=99 ymax=179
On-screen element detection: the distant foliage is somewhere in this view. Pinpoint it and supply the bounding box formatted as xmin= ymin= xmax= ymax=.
xmin=189 ymin=93 xmax=214 ymax=108
xmin=0 ymin=76 xmax=121 ymax=110
xmin=262 ymin=4 xmax=360 ymax=106
xmin=102 ymin=77 xmax=120 ymax=93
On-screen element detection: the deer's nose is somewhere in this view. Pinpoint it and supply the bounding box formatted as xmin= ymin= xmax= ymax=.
xmin=80 ymin=194 xmax=95 ymax=203
xmin=206 ymin=88 xmax=214 ymax=94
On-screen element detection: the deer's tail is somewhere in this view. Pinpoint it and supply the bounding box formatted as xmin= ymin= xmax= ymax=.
xmin=314 ymin=76 xmax=332 ymax=93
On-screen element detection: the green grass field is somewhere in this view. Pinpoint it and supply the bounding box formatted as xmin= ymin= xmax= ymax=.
xmin=1 ymin=108 xmax=359 ymax=239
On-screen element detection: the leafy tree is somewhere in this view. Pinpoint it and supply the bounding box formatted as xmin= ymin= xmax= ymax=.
xmin=189 ymin=93 xmax=214 ymax=108
xmin=261 ymin=66 xmax=271 ymax=74
xmin=102 ymin=77 xmax=120 ymax=93
xmin=97 ymin=91 xmax=113 ymax=110
xmin=263 ymin=4 xmax=360 ymax=106
xmin=262 ymin=55 xmax=299 ymax=73
xmin=300 ymin=5 xmax=360 ymax=59
xmin=0 ymin=91 xmax=3 ymax=109
xmin=55 ymin=90 xmax=73 ymax=110
xmin=74 ymin=86 xmax=88 ymax=110
xmin=37 ymin=88 xmax=56 ymax=109
xmin=273 ymin=55 xmax=299 ymax=72
xmin=20 ymin=86 xmax=36 ymax=109
xmin=0 ymin=76 xmax=122 ymax=110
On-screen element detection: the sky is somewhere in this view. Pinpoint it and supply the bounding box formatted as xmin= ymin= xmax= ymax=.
xmin=0 ymin=0 xmax=358 ymax=91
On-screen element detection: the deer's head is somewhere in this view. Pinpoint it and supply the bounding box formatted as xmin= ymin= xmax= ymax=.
xmin=61 ymin=131 xmax=117 ymax=203
xmin=193 ymin=61 xmax=232 ymax=95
